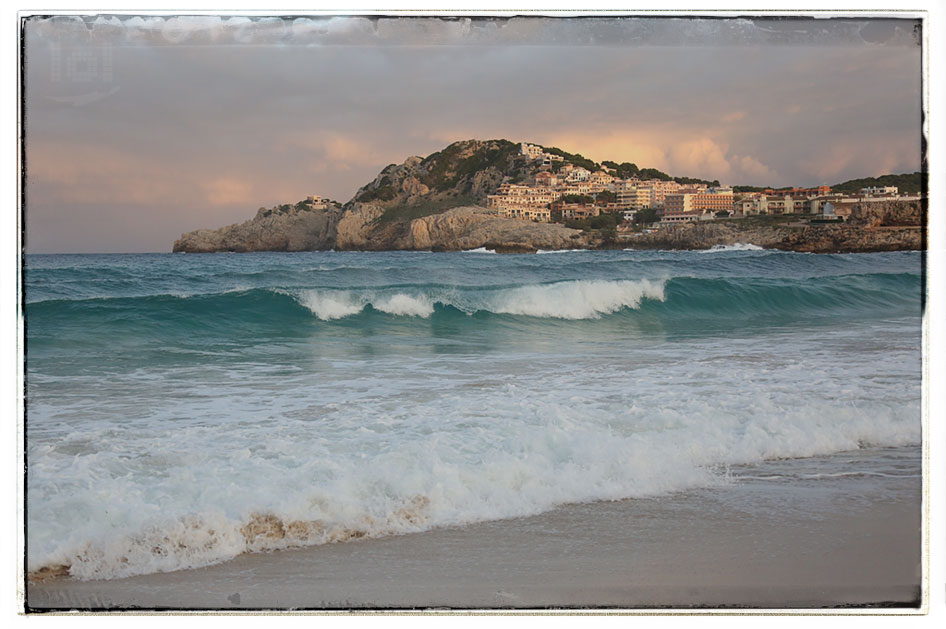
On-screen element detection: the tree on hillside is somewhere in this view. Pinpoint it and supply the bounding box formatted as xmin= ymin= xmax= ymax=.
xmin=831 ymin=172 xmax=923 ymax=194
xmin=595 ymin=190 xmax=616 ymax=204
xmin=633 ymin=208 xmax=660 ymax=225
xmin=561 ymin=194 xmax=595 ymax=204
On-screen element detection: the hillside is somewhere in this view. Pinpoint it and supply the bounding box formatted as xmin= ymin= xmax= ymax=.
xmin=830 ymin=172 xmax=924 ymax=195
xmin=172 ymin=139 xmax=924 ymax=254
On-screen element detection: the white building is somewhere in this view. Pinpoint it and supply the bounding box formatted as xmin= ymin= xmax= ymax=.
xmin=860 ymin=185 xmax=898 ymax=195
xmin=520 ymin=143 xmax=544 ymax=160
xmin=565 ymin=167 xmax=591 ymax=182
xmin=306 ymin=195 xmax=329 ymax=209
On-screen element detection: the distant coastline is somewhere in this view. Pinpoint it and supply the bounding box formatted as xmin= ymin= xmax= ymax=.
xmin=172 ymin=139 xmax=924 ymax=255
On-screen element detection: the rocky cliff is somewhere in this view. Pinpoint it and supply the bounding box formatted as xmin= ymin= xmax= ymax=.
xmin=392 ymin=206 xmax=587 ymax=252
xmin=173 ymin=205 xmax=340 ymax=253
xmin=624 ymin=221 xmax=922 ymax=253
xmin=174 ymin=138 xmax=582 ymax=253
xmin=349 ymin=139 xmax=534 ymax=212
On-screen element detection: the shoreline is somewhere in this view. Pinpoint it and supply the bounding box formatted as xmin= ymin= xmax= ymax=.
xmin=27 ymin=447 xmax=922 ymax=611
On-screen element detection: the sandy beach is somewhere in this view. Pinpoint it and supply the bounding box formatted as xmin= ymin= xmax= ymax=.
xmin=27 ymin=447 xmax=922 ymax=612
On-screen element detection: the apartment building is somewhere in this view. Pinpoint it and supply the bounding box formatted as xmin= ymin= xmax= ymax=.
xmin=534 ymin=171 xmax=558 ymax=188
xmin=762 ymin=185 xmax=831 ymax=198
xmin=664 ymin=187 xmax=733 ymax=215
xmin=565 ymin=167 xmax=592 ymax=182
xmin=502 ymin=206 xmax=553 ymax=222
xmin=644 ymin=180 xmax=685 ymax=207
xmin=553 ymin=202 xmax=600 ymax=221
xmin=616 ymin=187 xmax=653 ymax=210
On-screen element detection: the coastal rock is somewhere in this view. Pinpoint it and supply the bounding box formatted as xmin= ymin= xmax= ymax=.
xmin=624 ymin=219 xmax=922 ymax=253
xmin=334 ymin=203 xmax=387 ymax=251
xmin=395 ymin=206 xmax=585 ymax=251
xmin=172 ymin=206 xmax=339 ymax=253
xmin=846 ymin=200 xmax=923 ymax=228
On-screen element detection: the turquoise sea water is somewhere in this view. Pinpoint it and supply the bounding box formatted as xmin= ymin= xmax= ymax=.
xmin=24 ymin=247 xmax=923 ymax=580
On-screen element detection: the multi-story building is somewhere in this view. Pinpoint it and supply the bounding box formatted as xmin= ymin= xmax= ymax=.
xmin=616 ymin=187 xmax=653 ymax=210
xmin=486 ymin=183 xmax=559 ymax=222
xmin=565 ymin=167 xmax=592 ymax=182
xmin=859 ymin=185 xmax=898 ymax=195
xmin=562 ymin=181 xmax=593 ymax=197
xmin=659 ymin=210 xmax=709 ymax=224
xmin=520 ymin=143 xmax=544 ymax=160
xmin=553 ymin=203 xmax=600 ymax=221
xmin=589 ymin=171 xmax=614 ymax=187
xmin=739 ymin=193 xmax=807 ymax=215
xmin=641 ymin=179 xmax=684 ymax=207
xmin=763 ymin=186 xmax=831 ymax=198
xmin=663 ymin=187 xmax=733 ymax=216
xmin=502 ymin=206 xmax=553 ymax=222
xmin=534 ymin=171 xmax=558 ymax=188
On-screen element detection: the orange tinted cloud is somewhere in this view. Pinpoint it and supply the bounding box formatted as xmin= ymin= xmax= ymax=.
xmin=202 ymin=177 xmax=253 ymax=206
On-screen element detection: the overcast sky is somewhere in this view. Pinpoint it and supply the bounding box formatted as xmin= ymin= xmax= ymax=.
xmin=24 ymin=15 xmax=922 ymax=253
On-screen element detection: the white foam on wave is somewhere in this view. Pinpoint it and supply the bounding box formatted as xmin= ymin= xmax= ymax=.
xmin=487 ymin=279 xmax=665 ymax=319
xmin=464 ymin=247 xmax=497 ymax=254
xmin=293 ymin=289 xmax=435 ymax=319
xmin=698 ymin=243 xmax=765 ymax=253
xmin=373 ymin=294 xmax=435 ymax=318
xmin=27 ymin=319 xmax=921 ymax=580
xmin=296 ymin=289 xmax=363 ymax=320
xmin=289 ymin=280 xmax=665 ymax=321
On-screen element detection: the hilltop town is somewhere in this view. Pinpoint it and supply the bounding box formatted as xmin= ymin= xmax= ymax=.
xmin=173 ymin=139 xmax=924 ymax=254
xmin=485 ymin=143 xmax=922 ymax=230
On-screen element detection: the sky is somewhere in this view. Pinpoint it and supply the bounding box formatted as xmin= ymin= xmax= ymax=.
xmin=23 ymin=15 xmax=923 ymax=253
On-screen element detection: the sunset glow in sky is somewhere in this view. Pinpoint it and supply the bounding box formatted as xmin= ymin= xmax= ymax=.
xmin=24 ymin=15 xmax=922 ymax=252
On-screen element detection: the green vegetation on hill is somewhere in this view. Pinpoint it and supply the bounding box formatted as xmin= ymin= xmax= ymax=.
xmin=564 ymin=211 xmax=621 ymax=234
xmin=633 ymin=208 xmax=659 ymax=225
xmin=831 ymin=172 xmax=923 ymax=195
xmin=733 ymin=173 xmax=923 ymax=195
xmin=541 ymin=146 xmax=598 ymax=172
xmin=420 ymin=139 xmax=521 ymax=192
xmin=376 ymin=195 xmax=478 ymax=225
xmin=674 ymin=176 xmax=720 ymax=187
xmin=561 ymin=194 xmax=594 ymax=204
xmin=602 ymin=160 xmax=639 ymax=179
xmin=595 ymin=190 xmax=616 ymax=204
xmin=600 ymin=160 xmax=715 ymax=186
xmin=357 ymin=185 xmax=398 ymax=203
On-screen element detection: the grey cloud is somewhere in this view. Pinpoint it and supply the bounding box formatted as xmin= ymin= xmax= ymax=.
xmin=23 ymin=15 xmax=923 ymax=252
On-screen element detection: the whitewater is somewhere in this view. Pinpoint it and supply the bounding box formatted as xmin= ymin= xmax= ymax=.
xmin=24 ymin=249 xmax=923 ymax=581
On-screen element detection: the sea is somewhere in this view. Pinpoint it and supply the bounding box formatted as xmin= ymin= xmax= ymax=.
xmin=23 ymin=246 xmax=924 ymax=581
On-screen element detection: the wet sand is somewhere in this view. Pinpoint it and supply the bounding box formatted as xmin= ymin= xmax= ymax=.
xmin=27 ymin=451 xmax=923 ymax=611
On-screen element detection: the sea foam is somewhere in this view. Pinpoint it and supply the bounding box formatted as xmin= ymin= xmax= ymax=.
xmin=25 ymin=250 xmax=923 ymax=582
xmin=289 ymin=279 xmax=666 ymax=321
xmin=486 ymin=279 xmax=665 ymax=319
xmin=698 ymin=243 xmax=766 ymax=253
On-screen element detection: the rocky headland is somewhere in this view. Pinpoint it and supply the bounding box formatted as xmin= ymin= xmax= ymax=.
xmin=173 ymin=139 xmax=924 ymax=254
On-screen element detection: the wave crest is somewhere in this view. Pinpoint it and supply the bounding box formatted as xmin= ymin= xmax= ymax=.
xmin=288 ymin=280 xmax=667 ymax=321
xmin=488 ymin=279 xmax=665 ymax=319
xmin=698 ymin=243 xmax=765 ymax=253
